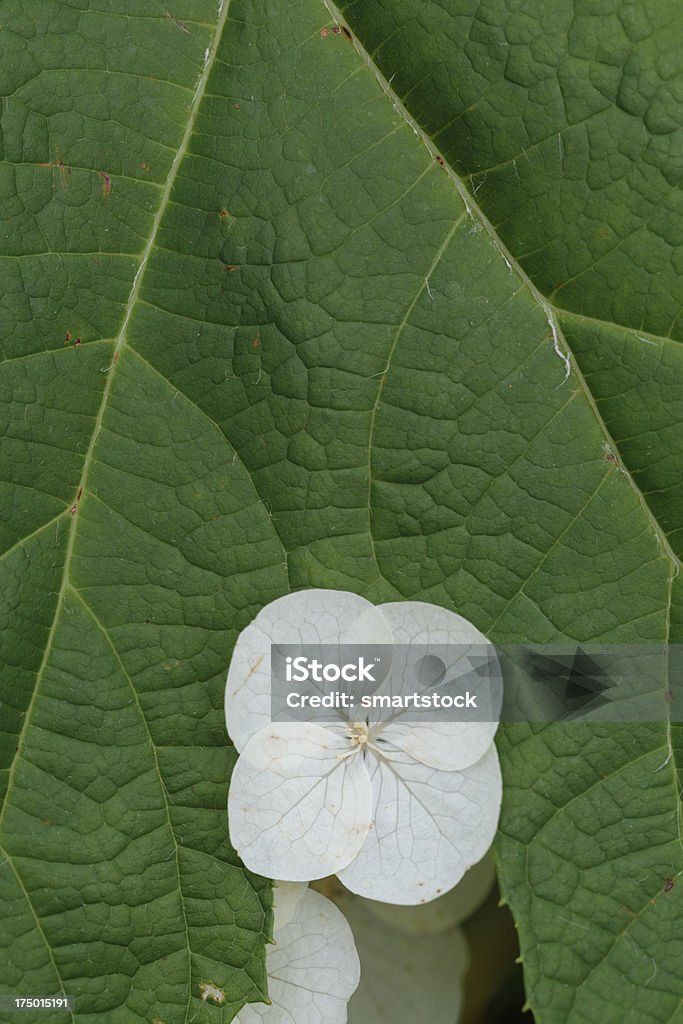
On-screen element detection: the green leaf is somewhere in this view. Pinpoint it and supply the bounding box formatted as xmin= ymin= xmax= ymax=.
xmin=1 ymin=1 xmax=681 ymax=1023
xmin=332 ymin=3 xmax=683 ymax=1019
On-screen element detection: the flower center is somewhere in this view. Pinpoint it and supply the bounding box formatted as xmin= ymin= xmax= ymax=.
xmin=347 ymin=721 xmax=370 ymax=749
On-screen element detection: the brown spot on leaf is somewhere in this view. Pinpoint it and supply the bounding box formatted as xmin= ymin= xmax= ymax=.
xmin=36 ymin=148 xmax=71 ymax=190
xmin=665 ymin=878 xmax=675 ymax=892
xmin=167 ymin=11 xmax=190 ymax=33
xmin=69 ymin=487 xmax=83 ymax=516
xmin=97 ymin=171 xmax=111 ymax=198
xmin=199 ymin=983 xmax=225 ymax=1006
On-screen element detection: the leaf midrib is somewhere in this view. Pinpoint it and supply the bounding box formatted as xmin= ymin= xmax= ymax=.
xmin=321 ymin=0 xmax=680 ymax=578
xmin=318 ymin=0 xmax=683 ymax=1010
xmin=0 ymin=846 xmax=74 ymax=1023
xmin=0 ymin=3 xmax=232 ymax=1017
xmin=322 ymin=2 xmax=680 ymax=821
xmin=73 ymin=587 xmax=195 ymax=1024
xmin=3 ymin=3 xmax=681 ymax=1017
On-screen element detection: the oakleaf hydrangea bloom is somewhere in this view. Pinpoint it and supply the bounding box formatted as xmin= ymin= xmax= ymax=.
xmin=226 ymin=590 xmax=502 ymax=904
xmin=235 ymin=882 xmax=360 ymax=1024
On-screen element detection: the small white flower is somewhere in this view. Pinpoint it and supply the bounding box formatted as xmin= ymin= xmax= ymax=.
xmin=226 ymin=589 xmax=502 ymax=904
xmin=235 ymin=882 xmax=360 ymax=1024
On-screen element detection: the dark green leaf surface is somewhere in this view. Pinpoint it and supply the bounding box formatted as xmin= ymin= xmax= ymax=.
xmin=1 ymin=1 xmax=681 ymax=1022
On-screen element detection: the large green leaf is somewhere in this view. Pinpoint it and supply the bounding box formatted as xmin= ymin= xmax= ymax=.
xmin=1 ymin=1 xmax=681 ymax=1022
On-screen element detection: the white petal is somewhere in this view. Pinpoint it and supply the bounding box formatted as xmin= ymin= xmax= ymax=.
xmin=378 ymin=600 xmax=492 ymax=647
xmin=226 ymin=589 xmax=393 ymax=751
xmin=374 ymin=601 xmax=502 ymax=770
xmin=228 ymin=723 xmax=372 ymax=880
xmin=272 ymin=881 xmax=308 ymax=928
xmin=379 ymin=719 xmax=497 ymax=772
xmin=340 ymin=891 xmax=469 ymax=1024
xmin=363 ymin=855 xmax=496 ymax=934
xmin=236 ymin=888 xmax=360 ymax=1024
xmin=337 ymin=745 xmax=501 ymax=904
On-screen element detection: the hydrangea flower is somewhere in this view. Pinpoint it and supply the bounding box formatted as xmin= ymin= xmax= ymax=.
xmin=343 ymin=891 xmax=469 ymax=1024
xmin=226 ymin=589 xmax=502 ymax=904
xmin=235 ymin=882 xmax=360 ymax=1024
xmin=320 ymin=857 xmax=494 ymax=1024
xmin=233 ymin=862 xmax=492 ymax=1024
xmin=364 ymin=853 xmax=496 ymax=935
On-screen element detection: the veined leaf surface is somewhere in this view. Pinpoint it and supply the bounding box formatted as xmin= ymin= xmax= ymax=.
xmin=1 ymin=1 xmax=681 ymax=1021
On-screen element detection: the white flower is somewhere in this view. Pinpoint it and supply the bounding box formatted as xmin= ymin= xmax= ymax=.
xmin=363 ymin=853 xmax=495 ymax=935
xmin=345 ymin=897 xmax=468 ymax=1024
xmin=318 ymin=860 xmax=493 ymax=1024
xmin=235 ymin=882 xmax=360 ymax=1024
xmin=226 ymin=589 xmax=502 ymax=904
